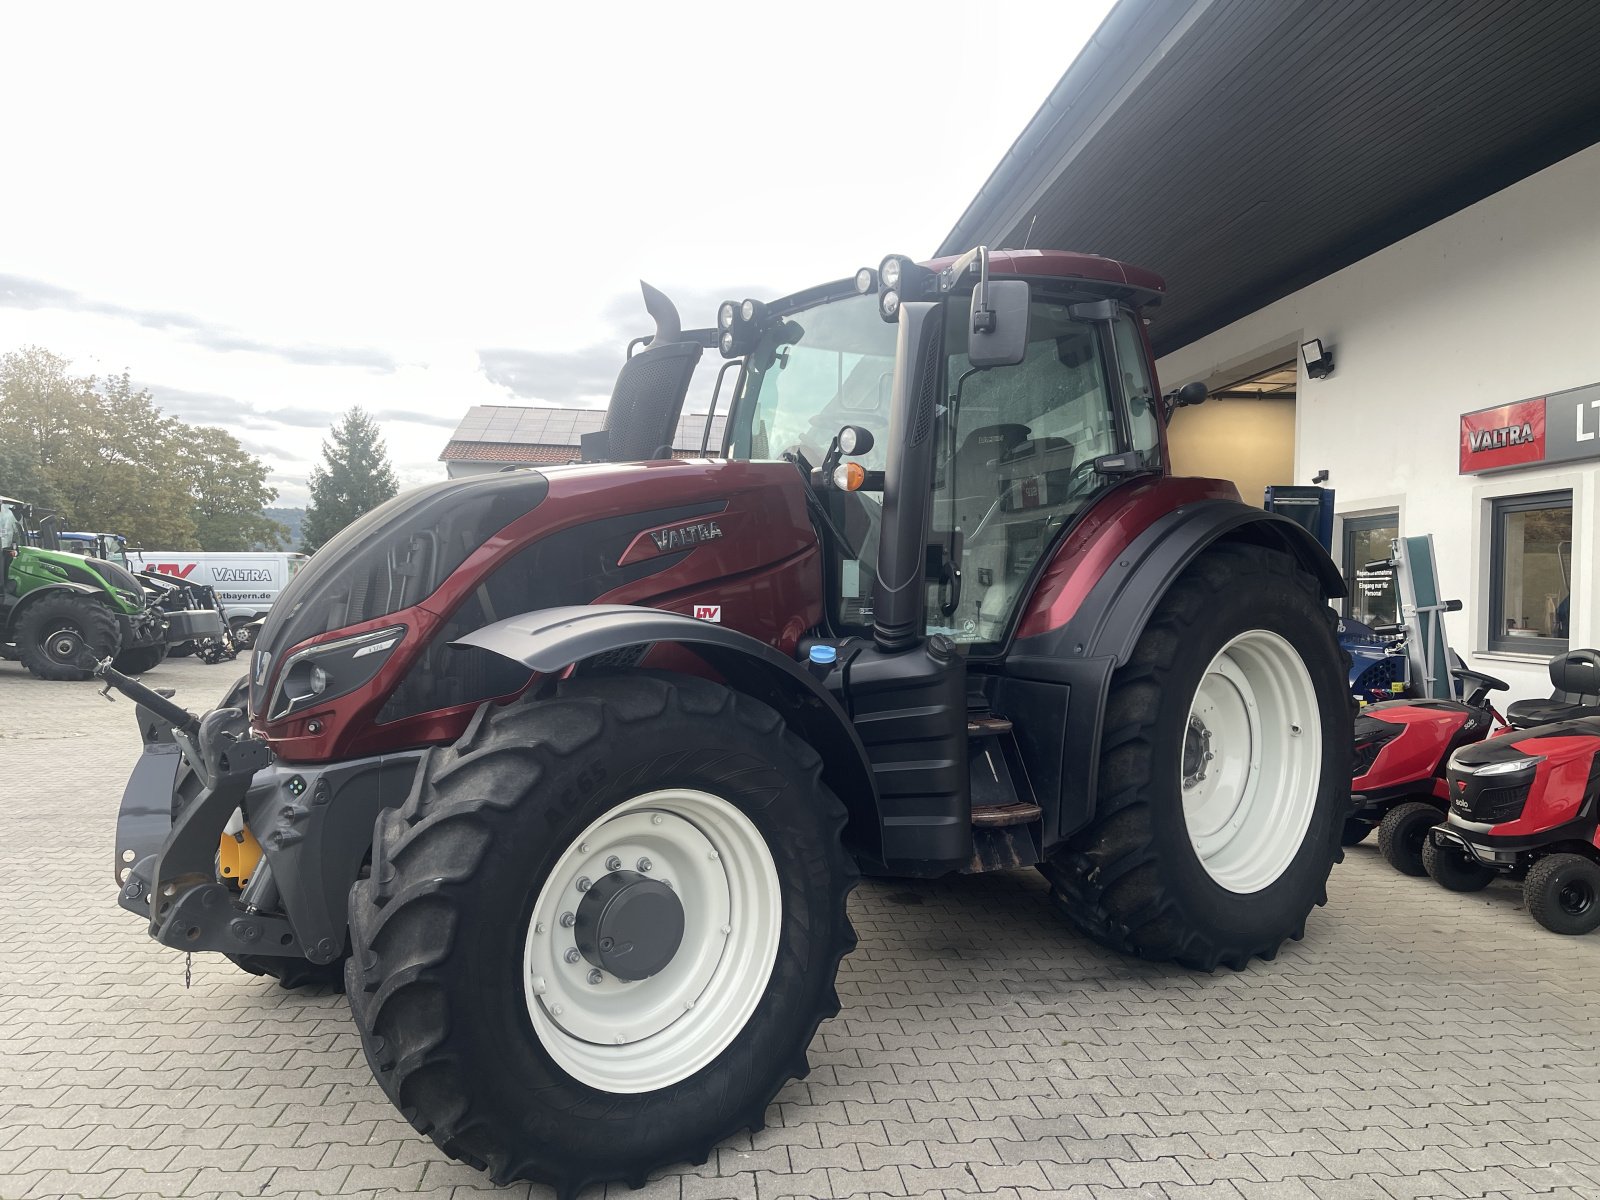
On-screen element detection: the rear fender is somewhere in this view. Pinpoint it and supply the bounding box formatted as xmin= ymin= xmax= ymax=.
xmin=456 ymin=605 xmax=883 ymax=859
xmin=1005 ymin=499 xmax=1346 ymax=847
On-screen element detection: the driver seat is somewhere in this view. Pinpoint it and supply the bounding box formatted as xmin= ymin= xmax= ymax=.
xmin=1506 ymin=649 xmax=1600 ymax=728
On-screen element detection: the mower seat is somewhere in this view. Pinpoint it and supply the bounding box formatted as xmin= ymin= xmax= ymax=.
xmin=1505 ymin=649 xmax=1600 ymax=728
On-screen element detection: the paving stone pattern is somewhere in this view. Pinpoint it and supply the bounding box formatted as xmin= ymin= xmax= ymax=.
xmin=4 ymin=655 xmax=1600 ymax=1199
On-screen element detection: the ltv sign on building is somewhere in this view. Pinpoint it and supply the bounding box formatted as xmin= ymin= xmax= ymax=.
xmin=1460 ymin=381 xmax=1600 ymax=474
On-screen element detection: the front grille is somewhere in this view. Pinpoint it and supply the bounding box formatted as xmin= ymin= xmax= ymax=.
xmin=1448 ymin=777 xmax=1532 ymax=824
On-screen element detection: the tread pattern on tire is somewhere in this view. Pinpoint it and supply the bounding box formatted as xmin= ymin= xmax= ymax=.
xmin=344 ymin=673 xmax=857 ymax=1197
xmin=1525 ymin=852 xmax=1600 ymax=934
xmin=16 ymin=595 xmax=121 ymax=680
xmin=1040 ymin=542 xmax=1348 ymax=972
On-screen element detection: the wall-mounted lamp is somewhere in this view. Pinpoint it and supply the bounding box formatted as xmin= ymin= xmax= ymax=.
xmin=1301 ymin=338 xmax=1335 ymax=380
xmin=1311 ymin=469 xmax=1329 ymax=484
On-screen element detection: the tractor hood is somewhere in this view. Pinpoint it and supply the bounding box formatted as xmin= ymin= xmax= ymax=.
xmin=19 ymin=547 xmax=145 ymax=606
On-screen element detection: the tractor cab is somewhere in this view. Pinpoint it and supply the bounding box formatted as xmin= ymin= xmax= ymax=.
xmin=719 ymin=252 xmax=1166 ymax=651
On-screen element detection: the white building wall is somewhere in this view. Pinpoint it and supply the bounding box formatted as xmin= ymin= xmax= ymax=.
xmin=1157 ymin=142 xmax=1600 ymax=702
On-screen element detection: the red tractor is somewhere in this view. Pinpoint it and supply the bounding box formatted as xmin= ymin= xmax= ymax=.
xmin=105 ymin=248 xmax=1351 ymax=1195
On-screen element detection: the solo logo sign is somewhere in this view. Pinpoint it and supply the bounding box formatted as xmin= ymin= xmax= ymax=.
xmin=1460 ymin=381 xmax=1600 ymax=474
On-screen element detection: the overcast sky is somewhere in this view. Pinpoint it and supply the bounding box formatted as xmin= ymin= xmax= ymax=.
xmin=0 ymin=2 xmax=1114 ymax=507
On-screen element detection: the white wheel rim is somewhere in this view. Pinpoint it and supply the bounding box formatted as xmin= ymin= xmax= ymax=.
xmin=523 ymin=788 xmax=781 ymax=1093
xmin=1181 ymin=629 xmax=1321 ymax=894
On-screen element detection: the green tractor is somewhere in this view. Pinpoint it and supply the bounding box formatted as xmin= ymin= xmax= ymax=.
xmin=0 ymin=497 xmax=222 ymax=680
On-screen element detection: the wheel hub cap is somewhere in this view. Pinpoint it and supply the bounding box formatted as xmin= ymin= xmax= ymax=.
xmin=575 ymin=870 xmax=684 ymax=981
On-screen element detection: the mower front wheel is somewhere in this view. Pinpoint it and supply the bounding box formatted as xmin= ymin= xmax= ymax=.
xmin=1341 ymin=818 xmax=1374 ymax=846
xmin=15 ymin=595 xmax=122 ymax=680
xmin=1377 ymin=801 xmax=1441 ymax=876
xmin=1422 ymin=836 xmax=1496 ymax=892
xmin=1525 ymin=853 xmax=1600 ymax=935
xmin=345 ymin=672 xmax=857 ymax=1194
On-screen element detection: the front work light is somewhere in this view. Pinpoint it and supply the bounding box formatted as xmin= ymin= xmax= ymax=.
xmin=718 ymin=301 xmax=737 ymax=331
xmin=855 ymin=267 xmax=877 ymax=294
xmin=880 ymin=290 xmax=900 ymax=320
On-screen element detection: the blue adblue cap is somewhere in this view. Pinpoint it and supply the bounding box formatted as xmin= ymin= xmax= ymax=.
xmin=808 ymin=644 xmax=838 ymax=665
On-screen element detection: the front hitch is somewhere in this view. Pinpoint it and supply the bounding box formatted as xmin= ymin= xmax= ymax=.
xmin=93 ymin=656 xmax=201 ymax=735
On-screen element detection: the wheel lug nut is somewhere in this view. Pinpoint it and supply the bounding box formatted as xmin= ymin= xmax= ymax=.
xmin=637 ymin=857 xmax=652 ymax=873
xmin=579 ymin=842 xmax=589 ymax=853
xmin=551 ymin=1003 xmax=564 ymax=1016
xmin=651 ymin=814 xmax=663 ymax=825
xmin=576 ymin=877 xmax=592 ymax=892
xmin=587 ymin=969 xmax=603 ymax=985
xmin=708 ymin=850 xmax=719 ymax=862
xmin=605 ymin=855 xmax=622 ymax=872
xmin=560 ymin=912 xmax=575 ymax=928
xmin=564 ymin=948 xmax=580 ymax=964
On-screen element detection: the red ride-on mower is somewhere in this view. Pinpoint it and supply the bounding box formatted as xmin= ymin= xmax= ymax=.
xmin=1427 ymin=712 xmax=1600 ymax=934
xmin=1346 ymin=664 xmax=1507 ymax=874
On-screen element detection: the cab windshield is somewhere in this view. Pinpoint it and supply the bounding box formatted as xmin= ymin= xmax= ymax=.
xmin=726 ymin=293 xmax=896 ymax=473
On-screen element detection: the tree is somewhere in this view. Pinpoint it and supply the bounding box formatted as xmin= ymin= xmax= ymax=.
xmin=302 ymin=406 xmax=399 ymax=552
xmin=0 ymin=346 xmax=282 ymax=550
xmin=178 ymin=427 xmax=288 ymax=550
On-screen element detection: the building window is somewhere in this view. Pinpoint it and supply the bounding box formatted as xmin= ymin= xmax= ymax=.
xmin=1489 ymin=491 xmax=1573 ymax=654
xmin=1342 ymin=512 xmax=1399 ymax=626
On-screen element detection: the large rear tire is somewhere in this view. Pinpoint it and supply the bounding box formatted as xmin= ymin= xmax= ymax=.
xmin=345 ymin=672 xmax=857 ymax=1194
xmin=1040 ymin=543 xmax=1349 ymax=970
xmin=16 ymin=595 xmax=122 ymax=680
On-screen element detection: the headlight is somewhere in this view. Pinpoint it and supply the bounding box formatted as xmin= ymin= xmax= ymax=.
xmin=1467 ymin=756 xmax=1543 ymax=777
xmin=718 ymin=301 xmax=737 ymax=330
xmin=880 ymin=289 xmax=900 ymax=319
xmin=855 ymin=267 xmax=877 ymax=294
xmin=270 ymin=625 xmax=405 ymax=720
xmin=880 ymin=257 xmax=903 ymax=289
xmin=719 ymin=329 xmax=736 ymax=356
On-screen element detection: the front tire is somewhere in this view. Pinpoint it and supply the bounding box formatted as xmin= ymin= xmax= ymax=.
xmin=1421 ymin=836 xmax=1495 ymax=892
xmin=1377 ymin=800 xmax=1441 ymax=876
xmin=345 ymin=672 xmax=857 ymax=1193
xmin=1341 ymin=818 xmax=1374 ymax=846
xmin=113 ymin=642 xmax=168 ymax=674
xmin=16 ymin=595 xmax=122 ymax=680
xmin=1525 ymin=853 xmax=1600 ymax=934
xmin=1040 ymin=543 xmax=1350 ymax=970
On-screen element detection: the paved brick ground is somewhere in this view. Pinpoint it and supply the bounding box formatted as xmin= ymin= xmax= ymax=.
xmin=4 ymin=654 xmax=1600 ymax=1200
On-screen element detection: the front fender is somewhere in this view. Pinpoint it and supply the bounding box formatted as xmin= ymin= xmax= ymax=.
xmin=456 ymin=605 xmax=883 ymax=859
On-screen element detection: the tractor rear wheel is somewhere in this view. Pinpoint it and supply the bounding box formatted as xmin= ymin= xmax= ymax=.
xmin=345 ymin=672 xmax=857 ymax=1194
xmin=113 ymin=641 xmax=168 ymax=674
xmin=1040 ymin=543 xmax=1349 ymax=970
xmin=16 ymin=594 xmax=122 ymax=680
xmin=1525 ymin=853 xmax=1600 ymax=934
xmin=1377 ymin=800 xmax=1441 ymax=876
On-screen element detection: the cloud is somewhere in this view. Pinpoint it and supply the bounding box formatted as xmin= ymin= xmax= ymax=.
xmin=476 ymin=281 xmax=774 ymax=405
xmin=136 ymin=382 xmax=336 ymax=432
xmin=0 ymin=272 xmax=397 ymax=372
xmin=477 ymin=345 xmax=620 ymax=405
xmin=370 ymin=407 xmax=463 ymax=428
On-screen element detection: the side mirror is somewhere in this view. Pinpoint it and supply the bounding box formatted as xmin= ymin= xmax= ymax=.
xmin=1162 ymin=380 xmax=1207 ymax=424
xmin=968 ymin=280 xmax=1031 ymax=368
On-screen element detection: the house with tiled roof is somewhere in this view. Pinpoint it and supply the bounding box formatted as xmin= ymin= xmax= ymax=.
xmin=439 ymin=406 xmax=728 ymax=477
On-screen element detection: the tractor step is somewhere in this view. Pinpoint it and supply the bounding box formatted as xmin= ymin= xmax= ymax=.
xmin=971 ymin=802 xmax=1042 ymax=827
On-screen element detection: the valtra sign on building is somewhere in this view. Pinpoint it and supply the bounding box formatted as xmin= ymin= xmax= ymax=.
xmin=1460 ymin=383 xmax=1600 ymax=474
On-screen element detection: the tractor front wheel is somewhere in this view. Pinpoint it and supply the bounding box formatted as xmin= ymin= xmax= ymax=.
xmin=15 ymin=595 xmax=122 ymax=681
xmin=113 ymin=642 xmax=168 ymax=675
xmin=345 ymin=672 xmax=857 ymax=1194
xmin=1041 ymin=542 xmax=1349 ymax=970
